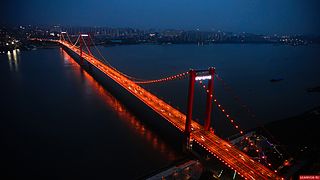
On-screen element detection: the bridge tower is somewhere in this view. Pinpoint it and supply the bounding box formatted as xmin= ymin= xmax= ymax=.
xmin=184 ymin=67 xmax=215 ymax=150
xmin=60 ymin=31 xmax=67 ymax=42
xmin=86 ymin=33 xmax=92 ymax=55
xmin=204 ymin=67 xmax=215 ymax=131
xmin=184 ymin=69 xmax=196 ymax=150
xmin=78 ymin=33 xmax=91 ymax=65
xmin=79 ymin=33 xmax=83 ymax=65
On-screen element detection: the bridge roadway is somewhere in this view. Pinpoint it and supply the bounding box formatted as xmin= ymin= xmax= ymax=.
xmin=58 ymin=40 xmax=281 ymax=180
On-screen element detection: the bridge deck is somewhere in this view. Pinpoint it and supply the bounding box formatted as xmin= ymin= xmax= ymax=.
xmin=58 ymin=40 xmax=281 ymax=180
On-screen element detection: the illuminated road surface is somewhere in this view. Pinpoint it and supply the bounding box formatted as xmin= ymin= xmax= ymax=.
xmin=56 ymin=39 xmax=281 ymax=180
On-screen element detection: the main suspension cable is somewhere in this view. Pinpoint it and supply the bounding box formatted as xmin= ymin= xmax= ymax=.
xmin=134 ymin=71 xmax=189 ymax=84
xmin=87 ymin=35 xmax=189 ymax=83
xmin=197 ymin=80 xmax=274 ymax=170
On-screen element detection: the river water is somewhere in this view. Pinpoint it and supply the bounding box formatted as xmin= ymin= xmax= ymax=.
xmin=95 ymin=44 xmax=320 ymax=135
xmin=1 ymin=44 xmax=319 ymax=178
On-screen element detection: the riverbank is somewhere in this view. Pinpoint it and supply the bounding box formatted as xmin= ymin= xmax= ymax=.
xmin=264 ymin=106 xmax=320 ymax=177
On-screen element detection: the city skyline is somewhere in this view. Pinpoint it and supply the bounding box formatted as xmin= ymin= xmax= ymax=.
xmin=1 ymin=0 xmax=320 ymax=35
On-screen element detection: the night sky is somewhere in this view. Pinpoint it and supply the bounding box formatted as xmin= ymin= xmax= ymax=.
xmin=1 ymin=0 xmax=320 ymax=35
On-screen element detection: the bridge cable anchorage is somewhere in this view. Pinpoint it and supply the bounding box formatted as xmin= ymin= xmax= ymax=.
xmin=133 ymin=71 xmax=189 ymax=84
xmin=197 ymin=80 xmax=275 ymax=170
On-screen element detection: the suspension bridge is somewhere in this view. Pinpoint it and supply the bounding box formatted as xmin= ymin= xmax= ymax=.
xmin=34 ymin=32 xmax=283 ymax=180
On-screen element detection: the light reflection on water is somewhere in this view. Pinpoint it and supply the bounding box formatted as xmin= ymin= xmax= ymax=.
xmin=7 ymin=49 xmax=20 ymax=72
xmin=60 ymin=48 xmax=178 ymax=160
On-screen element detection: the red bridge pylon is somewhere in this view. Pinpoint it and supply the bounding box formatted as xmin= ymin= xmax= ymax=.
xmin=185 ymin=67 xmax=215 ymax=148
